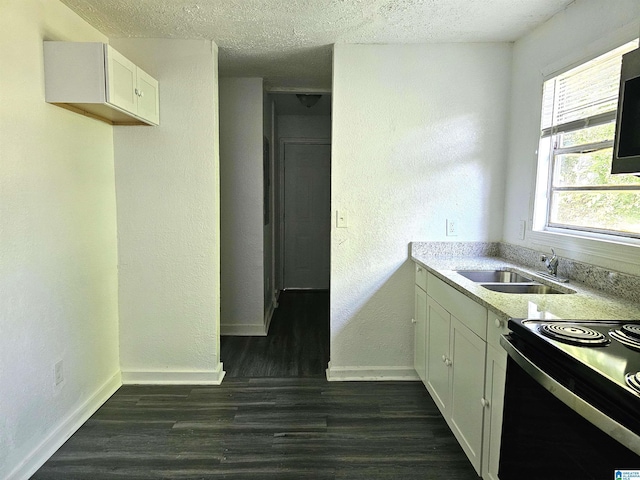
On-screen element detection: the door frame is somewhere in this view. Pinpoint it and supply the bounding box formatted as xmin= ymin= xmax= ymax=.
xmin=278 ymin=137 xmax=331 ymax=290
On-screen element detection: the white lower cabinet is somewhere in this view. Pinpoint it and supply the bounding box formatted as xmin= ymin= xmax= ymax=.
xmin=424 ymin=291 xmax=486 ymax=474
xmin=414 ymin=267 xmax=508 ymax=479
xmin=449 ymin=315 xmax=487 ymax=473
xmin=425 ymin=297 xmax=451 ymax=412
xmin=482 ymin=344 xmax=507 ymax=480
xmin=413 ymin=264 xmax=428 ymax=383
xmin=482 ymin=312 xmax=509 ymax=480
xmin=414 ymin=284 xmax=427 ymax=384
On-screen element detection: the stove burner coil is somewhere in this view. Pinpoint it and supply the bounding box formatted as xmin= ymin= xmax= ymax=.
xmin=538 ymin=323 xmax=610 ymax=346
xmin=625 ymin=372 xmax=640 ymax=395
xmin=609 ymin=324 xmax=640 ymax=351
xmin=622 ymin=324 xmax=640 ymax=338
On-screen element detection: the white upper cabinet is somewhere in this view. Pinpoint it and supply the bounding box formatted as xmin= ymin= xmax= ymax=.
xmin=134 ymin=68 xmax=159 ymax=123
xmin=44 ymin=42 xmax=159 ymax=126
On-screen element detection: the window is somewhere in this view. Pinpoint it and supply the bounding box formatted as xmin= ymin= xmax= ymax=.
xmin=533 ymin=39 xmax=640 ymax=240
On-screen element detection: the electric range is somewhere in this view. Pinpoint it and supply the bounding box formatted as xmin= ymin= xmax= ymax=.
xmin=498 ymin=318 xmax=640 ymax=478
xmin=505 ymin=317 xmax=640 ymax=454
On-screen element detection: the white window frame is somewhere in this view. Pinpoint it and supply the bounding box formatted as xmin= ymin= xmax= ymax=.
xmin=530 ymin=28 xmax=640 ymax=266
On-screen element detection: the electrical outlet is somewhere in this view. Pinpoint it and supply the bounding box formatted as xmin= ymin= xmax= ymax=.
xmin=446 ymin=219 xmax=458 ymax=236
xmin=518 ymin=220 xmax=526 ymax=240
xmin=54 ymin=360 xmax=64 ymax=386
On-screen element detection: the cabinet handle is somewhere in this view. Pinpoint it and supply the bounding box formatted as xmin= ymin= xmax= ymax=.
xmin=481 ymin=398 xmax=490 ymax=408
xmin=139 ymin=90 xmax=144 ymax=97
xmin=494 ymin=318 xmax=504 ymax=328
xmin=411 ymin=318 xmax=416 ymax=324
xmin=442 ymin=354 xmax=447 ymax=363
xmin=445 ymin=358 xmax=452 ymax=367
xmin=417 ymin=266 xmax=422 ymax=272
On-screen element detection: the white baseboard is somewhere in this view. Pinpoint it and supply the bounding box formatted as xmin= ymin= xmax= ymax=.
xmin=325 ymin=363 xmax=420 ymax=381
xmin=121 ymin=363 xmax=226 ymax=385
xmin=220 ymin=291 xmax=280 ymax=337
xmin=9 ymin=371 xmax=122 ymax=480
xmin=220 ymin=323 xmax=267 ymax=336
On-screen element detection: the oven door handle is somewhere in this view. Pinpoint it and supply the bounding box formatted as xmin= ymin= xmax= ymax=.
xmin=500 ymin=334 xmax=640 ymax=456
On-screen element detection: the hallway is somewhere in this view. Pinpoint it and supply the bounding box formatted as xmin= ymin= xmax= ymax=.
xmin=220 ymin=290 xmax=330 ymax=378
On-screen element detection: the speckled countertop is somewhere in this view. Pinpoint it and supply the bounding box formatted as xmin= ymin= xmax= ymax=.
xmin=411 ymin=243 xmax=640 ymax=322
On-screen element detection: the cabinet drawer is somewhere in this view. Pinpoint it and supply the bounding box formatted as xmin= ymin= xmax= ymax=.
xmin=487 ymin=311 xmax=509 ymax=350
xmin=415 ymin=263 xmax=427 ymax=291
xmin=428 ymin=273 xmax=487 ymax=340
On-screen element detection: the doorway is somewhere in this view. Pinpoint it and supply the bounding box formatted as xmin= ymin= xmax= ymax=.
xmin=282 ymin=141 xmax=331 ymax=290
xmin=220 ymin=92 xmax=332 ymax=378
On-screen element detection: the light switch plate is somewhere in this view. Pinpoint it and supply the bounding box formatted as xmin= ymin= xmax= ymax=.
xmin=337 ymin=210 xmax=348 ymax=228
xmin=54 ymin=360 xmax=64 ymax=386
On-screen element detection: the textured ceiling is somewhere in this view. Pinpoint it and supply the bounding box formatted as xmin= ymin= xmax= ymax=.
xmin=60 ymin=0 xmax=575 ymax=90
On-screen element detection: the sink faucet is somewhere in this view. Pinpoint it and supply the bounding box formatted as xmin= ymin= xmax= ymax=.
xmin=540 ymin=249 xmax=559 ymax=277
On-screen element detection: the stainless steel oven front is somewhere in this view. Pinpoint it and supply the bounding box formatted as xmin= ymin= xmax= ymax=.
xmin=499 ymin=319 xmax=640 ymax=479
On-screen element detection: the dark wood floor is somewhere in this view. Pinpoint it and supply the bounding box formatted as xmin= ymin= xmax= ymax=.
xmin=33 ymin=290 xmax=479 ymax=479
xmin=33 ymin=378 xmax=479 ymax=479
xmin=220 ymin=290 xmax=330 ymax=378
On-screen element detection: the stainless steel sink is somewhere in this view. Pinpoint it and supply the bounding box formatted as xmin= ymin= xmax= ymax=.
xmin=456 ymin=270 xmax=533 ymax=283
xmin=455 ymin=269 xmax=575 ymax=294
xmin=480 ymin=284 xmax=574 ymax=295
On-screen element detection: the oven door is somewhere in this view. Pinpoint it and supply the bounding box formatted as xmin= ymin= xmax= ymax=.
xmin=499 ymin=335 xmax=640 ymax=479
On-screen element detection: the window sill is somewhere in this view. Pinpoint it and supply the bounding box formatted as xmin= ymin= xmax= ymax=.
xmin=529 ymin=229 xmax=640 ymax=267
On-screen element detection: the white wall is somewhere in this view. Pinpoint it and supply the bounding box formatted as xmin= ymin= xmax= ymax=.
xmin=219 ymin=78 xmax=266 ymax=335
xmin=111 ymin=38 xmax=224 ymax=384
xmin=0 ymin=1 xmax=120 ymax=477
xmin=503 ymin=0 xmax=640 ymax=275
xmin=330 ymin=43 xmax=511 ymax=378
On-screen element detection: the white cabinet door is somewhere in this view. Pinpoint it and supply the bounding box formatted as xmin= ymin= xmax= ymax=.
xmin=482 ymin=344 xmax=507 ymax=480
xmin=414 ymin=285 xmax=427 ymax=384
xmin=106 ymin=45 xmax=137 ymax=114
xmin=426 ymin=296 xmax=451 ymax=414
xmin=105 ymin=45 xmax=159 ymax=125
xmin=136 ymin=68 xmax=160 ymax=125
xmin=450 ymin=315 xmax=487 ymax=475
